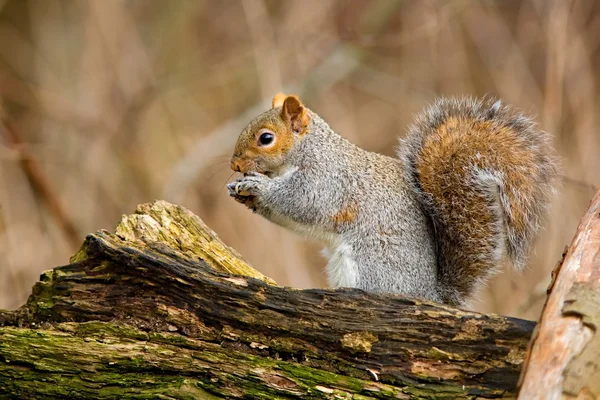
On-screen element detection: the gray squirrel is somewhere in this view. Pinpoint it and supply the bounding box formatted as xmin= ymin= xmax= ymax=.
xmin=227 ymin=94 xmax=558 ymax=306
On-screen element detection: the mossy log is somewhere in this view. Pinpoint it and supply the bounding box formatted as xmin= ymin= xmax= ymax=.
xmin=0 ymin=201 xmax=534 ymax=399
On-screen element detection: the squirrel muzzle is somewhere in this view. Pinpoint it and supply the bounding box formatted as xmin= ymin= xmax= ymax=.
xmin=230 ymin=157 xmax=245 ymax=173
xmin=231 ymin=155 xmax=266 ymax=175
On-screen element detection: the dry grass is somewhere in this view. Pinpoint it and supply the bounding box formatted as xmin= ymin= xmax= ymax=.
xmin=0 ymin=0 xmax=598 ymax=320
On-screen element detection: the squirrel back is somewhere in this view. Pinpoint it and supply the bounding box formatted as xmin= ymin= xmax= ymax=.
xmin=399 ymin=97 xmax=558 ymax=304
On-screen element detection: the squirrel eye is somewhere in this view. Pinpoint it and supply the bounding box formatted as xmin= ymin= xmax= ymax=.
xmin=258 ymin=132 xmax=274 ymax=146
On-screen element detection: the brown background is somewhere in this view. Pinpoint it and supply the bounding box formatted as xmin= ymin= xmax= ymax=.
xmin=0 ymin=0 xmax=598 ymax=320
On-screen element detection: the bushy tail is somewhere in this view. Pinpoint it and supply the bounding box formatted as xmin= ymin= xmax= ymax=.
xmin=399 ymin=97 xmax=558 ymax=305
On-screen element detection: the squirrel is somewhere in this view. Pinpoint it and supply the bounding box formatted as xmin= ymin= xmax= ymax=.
xmin=227 ymin=93 xmax=558 ymax=306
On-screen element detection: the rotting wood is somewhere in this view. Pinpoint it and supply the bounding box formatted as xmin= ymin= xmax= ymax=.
xmin=0 ymin=200 xmax=534 ymax=399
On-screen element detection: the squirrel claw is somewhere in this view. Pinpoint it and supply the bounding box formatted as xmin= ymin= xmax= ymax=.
xmin=229 ymin=191 xmax=256 ymax=207
xmin=230 ymin=173 xmax=269 ymax=197
xmin=227 ymin=178 xmax=262 ymax=209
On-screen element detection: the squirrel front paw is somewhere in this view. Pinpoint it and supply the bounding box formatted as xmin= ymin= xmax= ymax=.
xmin=227 ymin=172 xmax=271 ymax=210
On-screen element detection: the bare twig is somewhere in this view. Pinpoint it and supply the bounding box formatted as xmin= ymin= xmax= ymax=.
xmin=560 ymin=174 xmax=598 ymax=194
xmin=0 ymin=120 xmax=80 ymax=249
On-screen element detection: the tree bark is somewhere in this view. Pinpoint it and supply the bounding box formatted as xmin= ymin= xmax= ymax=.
xmin=0 ymin=201 xmax=534 ymax=399
xmin=518 ymin=189 xmax=600 ymax=399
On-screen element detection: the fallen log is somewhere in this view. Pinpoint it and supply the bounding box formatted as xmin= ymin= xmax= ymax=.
xmin=0 ymin=201 xmax=534 ymax=399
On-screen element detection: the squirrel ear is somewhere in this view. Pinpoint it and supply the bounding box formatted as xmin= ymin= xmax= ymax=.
xmin=272 ymin=93 xmax=286 ymax=109
xmin=281 ymin=95 xmax=310 ymax=136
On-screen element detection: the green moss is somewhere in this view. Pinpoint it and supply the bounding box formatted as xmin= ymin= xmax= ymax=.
xmin=58 ymin=322 xmax=150 ymax=342
xmin=69 ymin=241 xmax=91 ymax=263
xmin=25 ymin=277 xmax=59 ymax=322
xmin=279 ymin=363 xmax=364 ymax=393
xmin=149 ymin=332 xmax=198 ymax=347
xmin=0 ymin=327 xmax=219 ymax=399
xmin=39 ymin=270 xmax=55 ymax=282
xmin=426 ymin=346 xmax=455 ymax=361
xmin=0 ymin=371 xmax=216 ymax=399
xmin=0 ymin=324 xmax=506 ymax=399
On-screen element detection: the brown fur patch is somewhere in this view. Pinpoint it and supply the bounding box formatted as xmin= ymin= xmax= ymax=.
xmin=332 ymin=204 xmax=358 ymax=229
xmin=416 ymin=115 xmax=539 ymax=300
xmin=418 ymin=117 xmax=535 ymax=233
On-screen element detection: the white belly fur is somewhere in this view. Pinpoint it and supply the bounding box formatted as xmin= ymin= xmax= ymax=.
xmin=265 ymin=165 xmax=358 ymax=288
xmin=268 ymin=212 xmax=358 ymax=289
xmin=322 ymin=239 xmax=358 ymax=288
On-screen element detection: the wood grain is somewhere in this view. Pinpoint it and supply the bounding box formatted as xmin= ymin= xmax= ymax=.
xmin=518 ymin=189 xmax=600 ymax=399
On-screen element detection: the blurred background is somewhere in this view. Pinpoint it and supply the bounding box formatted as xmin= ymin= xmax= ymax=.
xmin=0 ymin=0 xmax=598 ymax=320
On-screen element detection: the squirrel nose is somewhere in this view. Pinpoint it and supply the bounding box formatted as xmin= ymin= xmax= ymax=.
xmin=231 ymin=159 xmax=242 ymax=173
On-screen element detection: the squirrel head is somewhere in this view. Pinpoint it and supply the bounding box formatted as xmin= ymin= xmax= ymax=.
xmin=230 ymin=93 xmax=311 ymax=176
